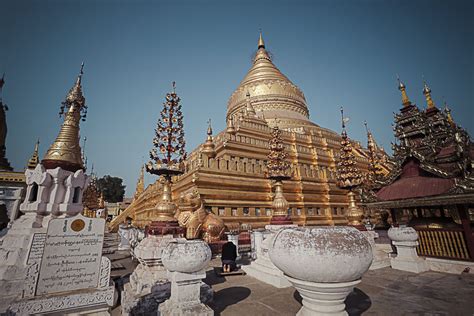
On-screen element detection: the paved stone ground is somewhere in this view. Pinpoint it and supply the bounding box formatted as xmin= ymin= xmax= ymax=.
xmin=108 ymin=235 xmax=474 ymax=315
xmin=205 ymin=259 xmax=474 ymax=316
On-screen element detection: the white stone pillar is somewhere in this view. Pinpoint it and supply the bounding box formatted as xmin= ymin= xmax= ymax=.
xmin=388 ymin=227 xmax=428 ymax=273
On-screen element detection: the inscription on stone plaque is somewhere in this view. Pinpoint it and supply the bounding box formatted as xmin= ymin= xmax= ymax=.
xmin=35 ymin=215 xmax=105 ymax=295
xmin=26 ymin=233 xmax=46 ymax=265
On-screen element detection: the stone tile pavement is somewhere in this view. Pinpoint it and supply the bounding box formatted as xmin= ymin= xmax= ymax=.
xmin=205 ymin=259 xmax=474 ymax=316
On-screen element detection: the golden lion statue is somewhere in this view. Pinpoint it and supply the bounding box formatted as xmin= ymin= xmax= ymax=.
xmin=175 ymin=188 xmax=226 ymax=242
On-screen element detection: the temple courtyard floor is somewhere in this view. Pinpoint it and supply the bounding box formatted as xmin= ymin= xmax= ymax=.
xmin=110 ymin=249 xmax=474 ymax=315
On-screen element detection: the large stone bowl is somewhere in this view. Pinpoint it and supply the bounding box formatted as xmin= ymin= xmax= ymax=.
xmin=388 ymin=226 xmax=418 ymax=242
xmin=269 ymin=226 xmax=373 ymax=283
xmin=162 ymin=239 xmax=212 ymax=273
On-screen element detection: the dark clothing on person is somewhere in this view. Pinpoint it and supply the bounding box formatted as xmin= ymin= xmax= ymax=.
xmin=221 ymin=241 xmax=237 ymax=271
xmin=222 ymin=242 xmax=237 ymax=261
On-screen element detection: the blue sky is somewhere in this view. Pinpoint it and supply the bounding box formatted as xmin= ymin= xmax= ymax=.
xmin=1 ymin=0 xmax=472 ymax=195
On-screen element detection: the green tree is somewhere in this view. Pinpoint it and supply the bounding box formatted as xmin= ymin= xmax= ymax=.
xmin=96 ymin=175 xmax=126 ymax=203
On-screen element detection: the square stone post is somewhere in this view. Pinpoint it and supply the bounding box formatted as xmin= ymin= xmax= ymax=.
xmin=158 ymin=270 xmax=212 ymax=316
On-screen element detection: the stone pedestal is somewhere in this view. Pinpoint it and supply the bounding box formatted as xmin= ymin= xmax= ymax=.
xmin=287 ymin=276 xmax=361 ymax=316
xmin=269 ymin=227 xmax=373 ymax=315
xmin=391 ymin=240 xmax=429 ymax=273
xmin=159 ymin=239 xmax=213 ymax=316
xmin=242 ymin=225 xmax=296 ymax=288
xmin=388 ymin=227 xmax=428 ymax=273
xmin=158 ymin=271 xmax=213 ymax=316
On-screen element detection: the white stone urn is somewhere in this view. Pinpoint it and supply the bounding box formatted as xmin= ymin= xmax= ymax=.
xmin=269 ymin=227 xmax=373 ymax=316
xmin=387 ymin=226 xmax=418 ymax=242
xmin=162 ymin=239 xmax=212 ymax=273
xmin=387 ymin=226 xmax=428 ymax=273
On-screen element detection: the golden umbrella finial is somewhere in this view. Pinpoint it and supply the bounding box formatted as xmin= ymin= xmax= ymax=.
xmin=258 ymin=30 xmax=265 ymax=49
xmin=42 ymin=63 xmax=88 ymax=172
xmin=397 ymin=74 xmax=411 ymax=107
xmin=422 ymin=77 xmax=436 ymax=109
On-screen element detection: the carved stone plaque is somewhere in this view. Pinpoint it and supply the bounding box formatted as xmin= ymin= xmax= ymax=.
xmin=35 ymin=214 xmax=105 ymax=295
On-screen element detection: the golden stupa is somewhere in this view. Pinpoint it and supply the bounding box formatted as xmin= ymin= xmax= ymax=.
xmin=110 ymin=34 xmax=391 ymax=232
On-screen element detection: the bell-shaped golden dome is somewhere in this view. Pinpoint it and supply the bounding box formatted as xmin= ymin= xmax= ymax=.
xmin=227 ymin=33 xmax=313 ymax=128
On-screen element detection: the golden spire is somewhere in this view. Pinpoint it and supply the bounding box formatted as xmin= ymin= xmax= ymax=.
xmin=134 ymin=164 xmax=145 ymax=200
xmin=422 ymin=80 xmax=436 ymax=109
xmin=27 ymin=139 xmax=40 ymax=170
xmin=245 ymin=91 xmax=256 ymax=116
xmin=444 ymin=101 xmax=455 ymax=126
xmin=397 ymin=76 xmax=411 ymax=107
xmin=258 ymin=31 xmax=265 ymax=49
xmin=226 ymin=115 xmax=236 ymax=135
xmin=201 ymin=118 xmax=216 ymax=158
xmin=42 ymin=63 xmax=87 ymax=172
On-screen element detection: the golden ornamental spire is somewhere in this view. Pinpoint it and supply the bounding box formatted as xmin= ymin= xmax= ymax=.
xmin=397 ymin=76 xmax=411 ymax=107
xmin=27 ymin=139 xmax=40 ymax=170
xmin=336 ymin=107 xmax=363 ymax=189
xmin=202 ymin=119 xmax=216 ymax=158
xmin=423 ymin=80 xmax=436 ymax=109
xmin=133 ymin=164 xmax=145 ymax=200
xmin=337 ymin=107 xmax=364 ymax=226
xmin=245 ymin=91 xmax=256 ymax=116
xmin=226 ymin=116 xmax=236 ymax=135
xmin=42 ymin=63 xmax=88 ymax=172
xmin=258 ymin=31 xmax=265 ymax=49
xmin=444 ymin=102 xmax=455 ymax=126
xmin=266 ymin=123 xmax=292 ymax=224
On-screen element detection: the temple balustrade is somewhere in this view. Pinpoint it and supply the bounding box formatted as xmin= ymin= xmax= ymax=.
xmin=415 ymin=227 xmax=472 ymax=261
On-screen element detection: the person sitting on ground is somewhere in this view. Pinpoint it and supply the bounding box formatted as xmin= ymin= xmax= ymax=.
xmin=221 ymin=241 xmax=237 ymax=273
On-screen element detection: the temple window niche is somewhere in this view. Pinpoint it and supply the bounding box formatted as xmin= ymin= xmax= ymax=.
xmin=255 ymin=208 xmax=261 ymax=216
xmin=218 ymin=207 xmax=225 ymax=216
xmin=72 ymin=187 xmax=81 ymax=204
xmin=231 ymin=208 xmax=238 ymax=216
xmin=265 ymin=208 xmax=272 ymax=216
xmin=28 ymin=182 xmax=39 ymax=202
xmin=243 ymin=207 xmax=250 ymax=216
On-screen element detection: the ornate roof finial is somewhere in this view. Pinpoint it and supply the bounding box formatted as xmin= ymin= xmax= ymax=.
xmin=422 ymin=78 xmax=436 ymax=109
xmin=444 ymin=101 xmax=455 ymax=126
xmin=207 ymin=118 xmax=213 ymax=136
xmin=245 ymin=91 xmax=256 ymax=116
xmin=258 ymin=30 xmax=265 ymax=49
xmin=202 ymin=118 xmax=216 ymax=158
xmin=226 ymin=115 xmax=236 ymax=135
xmin=133 ymin=164 xmax=145 ymax=200
xmin=42 ymin=63 xmax=88 ymax=172
xmin=27 ymin=139 xmax=40 ymax=170
xmin=397 ymin=75 xmax=411 ymax=107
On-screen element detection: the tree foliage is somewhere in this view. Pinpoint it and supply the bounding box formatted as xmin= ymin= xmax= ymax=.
xmin=96 ymin=175 xmax=126 ymax=203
